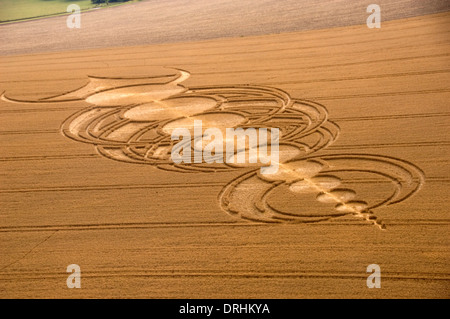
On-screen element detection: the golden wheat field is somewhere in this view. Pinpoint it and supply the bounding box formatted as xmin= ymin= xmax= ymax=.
xmin=0 ymin=1 xmax=449 ymax=299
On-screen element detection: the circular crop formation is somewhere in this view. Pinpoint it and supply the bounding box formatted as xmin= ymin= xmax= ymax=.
xmin=2 ymin=69 xmax=425 ymax=228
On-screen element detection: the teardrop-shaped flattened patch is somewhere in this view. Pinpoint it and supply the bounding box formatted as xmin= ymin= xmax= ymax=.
xmin=335 ymin=201 xmax=368 ymax=213
xmin=289 ymin=175 xmax=341 ymax=193
xmin=259 ymin=160 xmax=324 ymax=183
xmin=123 ymin=97 xmax=217 ymax=121
xmin=162 ymin=112 xmax=246 ymax=135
